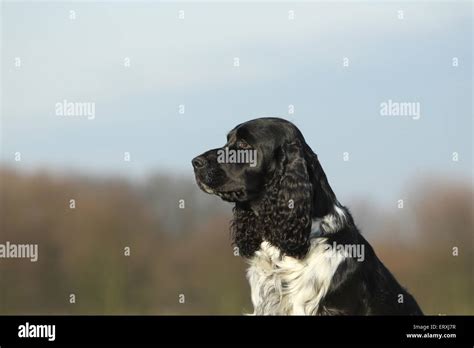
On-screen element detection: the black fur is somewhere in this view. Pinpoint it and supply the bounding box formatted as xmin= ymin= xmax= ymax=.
xmin=192 ymin=117 xmax=423 ymax=315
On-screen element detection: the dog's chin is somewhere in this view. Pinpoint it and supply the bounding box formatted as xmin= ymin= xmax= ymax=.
xmin=196 ymin=181 xmax=215 ymax=195
xmin=216 ymin=189 xmax=247 ymax=202
xmin=196 ymin=180 xmax=248 ymax=202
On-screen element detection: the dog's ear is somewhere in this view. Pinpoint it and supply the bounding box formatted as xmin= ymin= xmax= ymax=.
xmin=262 ymin=140 xmax=313 ymax=258
xmin=231 ymin=206 xmax=263 ymax=258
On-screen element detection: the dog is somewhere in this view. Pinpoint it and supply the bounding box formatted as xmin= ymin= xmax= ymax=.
xmin=192 ymin=117 xmax=423 ymax=315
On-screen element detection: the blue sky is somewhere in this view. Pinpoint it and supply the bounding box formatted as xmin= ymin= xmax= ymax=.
xmin=1 ymin=1 xmax=472 ymax=205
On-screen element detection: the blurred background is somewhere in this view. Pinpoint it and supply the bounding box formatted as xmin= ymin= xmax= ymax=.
xmin=0 ymin=1 xmax=472 ymax=314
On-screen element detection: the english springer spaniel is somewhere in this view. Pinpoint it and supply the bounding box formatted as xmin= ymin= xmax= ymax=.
xmin=192 ymin=117 xmax=423 ymax=315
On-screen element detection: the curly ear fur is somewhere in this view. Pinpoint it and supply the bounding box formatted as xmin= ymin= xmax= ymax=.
xmin=231 ymin=140 xmax=313 ymax=259
xmin=261 ymin=140 xmax=313 ymax=258
xmin=230 ymin=207 xmax=262 ymax=258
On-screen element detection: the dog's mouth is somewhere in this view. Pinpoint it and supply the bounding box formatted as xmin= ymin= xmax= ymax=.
xmin=197 ymin=181 xmax=216 ymax=194
xmin=196 ymin=180 xmax=246 ymax=202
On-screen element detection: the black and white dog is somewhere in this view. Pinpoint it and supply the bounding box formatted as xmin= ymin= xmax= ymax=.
xmin=192 ymin=117 xmax=423 ymax=315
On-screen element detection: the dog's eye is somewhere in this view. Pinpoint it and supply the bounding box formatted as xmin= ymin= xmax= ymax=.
xmin=237 ymin=140 xmax=251 ymax=149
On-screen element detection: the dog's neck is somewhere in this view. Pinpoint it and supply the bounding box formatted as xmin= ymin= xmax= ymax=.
xmin=245 ymin=192 xmax=349 ymax=234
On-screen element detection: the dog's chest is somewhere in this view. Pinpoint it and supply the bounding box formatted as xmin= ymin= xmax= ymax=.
xmin=246 ymin=239 xmax=344 ymax=315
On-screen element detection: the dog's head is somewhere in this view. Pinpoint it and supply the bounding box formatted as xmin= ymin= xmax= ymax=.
xmin=192 ymin=117 xmax=291 ymax=202
xmin=192 ymin=117 xmax=338 ymax=258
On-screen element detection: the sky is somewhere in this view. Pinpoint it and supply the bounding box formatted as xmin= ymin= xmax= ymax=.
xmin=1 ymin=0 xmax=472 ymax=205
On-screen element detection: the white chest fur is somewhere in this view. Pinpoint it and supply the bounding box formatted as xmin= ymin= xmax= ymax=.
xmin=246 ymin=238 xmax=345 ymax=315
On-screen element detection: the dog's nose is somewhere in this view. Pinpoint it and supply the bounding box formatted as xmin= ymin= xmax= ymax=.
xmin=192 ymin=156 xmax=207 ymax=169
